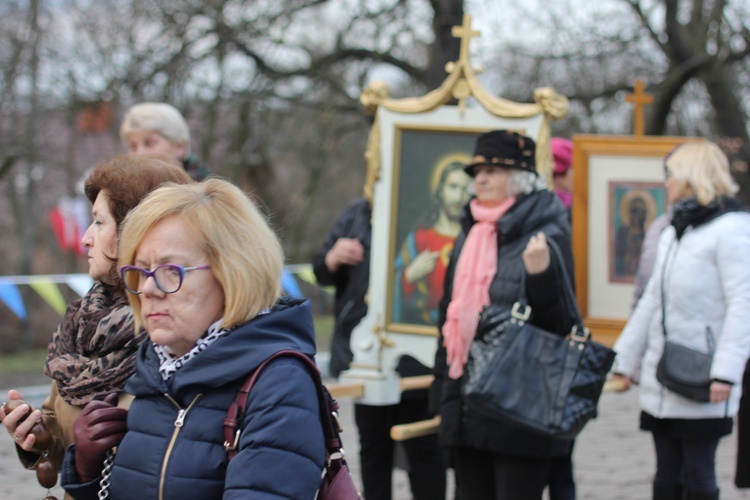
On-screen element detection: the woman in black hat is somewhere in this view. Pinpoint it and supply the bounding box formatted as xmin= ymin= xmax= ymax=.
xmin=430 ymin=130 xmax=576 ymax=499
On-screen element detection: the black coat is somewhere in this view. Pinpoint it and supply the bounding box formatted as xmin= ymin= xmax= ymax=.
xmin=312 ymin=198 xmax=371 ymax=377
xmin=431 ymin=190 xmax=576 ymax=458
xmin=735 ymin=362 xmax=750 ymax=487
xmin=313 ymin=198 xmax=432 ymax=382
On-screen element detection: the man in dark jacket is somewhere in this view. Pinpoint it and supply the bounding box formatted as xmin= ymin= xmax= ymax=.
xmin=313 ymin=198 xmax=446 ymax=500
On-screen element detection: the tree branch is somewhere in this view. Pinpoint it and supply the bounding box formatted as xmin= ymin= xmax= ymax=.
xmin=623 ymin=0 xmax=668 ymax=53
xmin=0 ymin=155 xmax=18 ymax=182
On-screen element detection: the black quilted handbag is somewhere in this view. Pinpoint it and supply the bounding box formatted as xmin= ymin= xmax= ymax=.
xmin=463 ymin=240 xmax=616 ymax=439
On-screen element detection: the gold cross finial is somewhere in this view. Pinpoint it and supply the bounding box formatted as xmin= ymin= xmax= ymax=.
xmin=625 ymin=79 xmax=654 ymax=137
xmin=452 ymin=15 xmax=480 ymax=64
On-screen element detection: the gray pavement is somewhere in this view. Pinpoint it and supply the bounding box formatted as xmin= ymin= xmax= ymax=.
xmin=2 ymin=384 xmax=750 ymax=499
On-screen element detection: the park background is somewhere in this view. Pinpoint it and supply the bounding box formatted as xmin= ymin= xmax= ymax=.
xmin=0 ymin=0 xmax=748 ymax=362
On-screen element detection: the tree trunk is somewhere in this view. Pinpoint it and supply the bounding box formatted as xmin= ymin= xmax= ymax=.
xmin=701 ymin=64 xmax=750 ymax=203
xmin=701 ymin=65 xmax=750 ymax=146
xmin=646 ymin=50 xmax=710 ymax=136
xmin=424 ymin=0 xmax=463 ymax=89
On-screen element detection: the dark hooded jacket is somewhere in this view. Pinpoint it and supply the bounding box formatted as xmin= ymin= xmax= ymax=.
xmin=431 ymin=190 xmax=576 ymax=458
xmin=312 ymin=198 xmax=430 ymax=381
xmin=61 ymin=297 xmax=325 ymax=499
xmin=312 ymin=198 xmax=371 ymax=378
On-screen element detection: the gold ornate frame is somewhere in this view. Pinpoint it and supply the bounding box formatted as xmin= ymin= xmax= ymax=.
xmin=357 ymin=15 xmax=569 ymax=341
xmin=572 ymin=135 xmax=693 ymax=346
xmin=360 ymin=15 xmax=568 ymax=204
xmin=385 ymin=123 xmax=497 ymax=336
xmin=372 ymin=107 xmax=545 ymax=338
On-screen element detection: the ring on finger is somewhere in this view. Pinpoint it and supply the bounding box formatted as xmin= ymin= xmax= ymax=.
xmin=13 ymin=432 xmax=21 ymax=441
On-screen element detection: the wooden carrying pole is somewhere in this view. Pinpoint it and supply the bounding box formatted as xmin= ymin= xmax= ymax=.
xmin=327 ymin=375 xmax=435 ymax=400
xmin=327 ymin=382 xmax=365 ymax=399
xmin=391 ymin=416 xmax=441 ymax=441
xmin=389 ymin=377 xmax=630 ymax=441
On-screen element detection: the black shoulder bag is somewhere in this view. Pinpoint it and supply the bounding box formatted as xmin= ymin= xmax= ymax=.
xmin=655 ymin=240 xmax=714 ymax=402
xmin=223 ymin=350 xmax=360 ymax=500
xmin=463 ymin=239 xmax=616 ymax=439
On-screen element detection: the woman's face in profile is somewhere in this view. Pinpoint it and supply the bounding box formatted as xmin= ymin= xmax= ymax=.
xmin=126 ymin=130 xmax=186 ymax=164
xmin=134 ymin=215 xmax=225 ymax=357
xmin=665 ymin=171 xmax=693 ymax=205
xmin=473 ymin=165 xmax=511 ymax=206
xmin=81 ymin=191 xmax=118 ymax=284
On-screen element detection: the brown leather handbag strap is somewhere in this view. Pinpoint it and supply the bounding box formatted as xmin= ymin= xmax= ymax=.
xmin=222 ymin=350 xmax=343 ymax=462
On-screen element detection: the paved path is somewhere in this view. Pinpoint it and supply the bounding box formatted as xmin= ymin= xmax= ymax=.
xmin=2 ymin=384 xmax=750 ymax=499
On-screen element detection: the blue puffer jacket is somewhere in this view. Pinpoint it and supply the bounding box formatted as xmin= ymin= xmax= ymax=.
xmin=62 ymin=297 xmax=325 ymax=499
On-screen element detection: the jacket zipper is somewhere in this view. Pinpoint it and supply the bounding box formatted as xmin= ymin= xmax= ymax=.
xmin=158 ymin=393 xmax=203 ymax=500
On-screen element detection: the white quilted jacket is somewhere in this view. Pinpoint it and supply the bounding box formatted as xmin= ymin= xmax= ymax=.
xmin=613 ymin=211 xmax=750 ymax=419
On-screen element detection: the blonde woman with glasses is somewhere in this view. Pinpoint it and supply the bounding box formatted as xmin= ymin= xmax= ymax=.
xmin=61 ymin=179 xmax=326 ymax=499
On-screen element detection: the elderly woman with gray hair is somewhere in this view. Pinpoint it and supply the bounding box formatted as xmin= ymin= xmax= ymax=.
xmin=430 ymin=130 xmax=576 ymax=499
xmin=120 ymin=102 xmax=209 ymax=180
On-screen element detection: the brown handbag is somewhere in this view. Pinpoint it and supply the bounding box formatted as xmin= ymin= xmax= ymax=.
xmin=223 ymin=349 xmax=360 ymax=500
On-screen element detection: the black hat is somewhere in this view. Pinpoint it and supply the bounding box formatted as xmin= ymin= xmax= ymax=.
xmin=463 ymin=130 xmax=537 ymax=177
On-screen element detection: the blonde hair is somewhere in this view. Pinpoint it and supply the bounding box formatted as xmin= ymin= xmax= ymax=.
xmin=120 ymin=102 xmax=191 ymax=156
xmin=666 ymin=140 xmax=738 ymax=205
xmin=119 ymin=178 xmax=283 ymax=331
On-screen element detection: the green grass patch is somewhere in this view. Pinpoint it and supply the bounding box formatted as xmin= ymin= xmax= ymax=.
xmin=313 ymin=314 xmax=334 ymax=352
xmin=0 ymin=348 xmax=48 ymax=374
xmin=0 ymin=316 xmax=335 ymax=377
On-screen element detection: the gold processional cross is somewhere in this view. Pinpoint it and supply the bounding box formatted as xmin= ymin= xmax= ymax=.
xmin=452 ymin=15 xmax=480 ymax=64
xmin=625 ymin=79 xmax=654 ymax=137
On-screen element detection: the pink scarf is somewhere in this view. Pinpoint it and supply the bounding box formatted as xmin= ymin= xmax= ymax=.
xmin=554 ymin=189 xmax=572 ymax=209
xmin=443 ymin=197 xmax=516 ymax=379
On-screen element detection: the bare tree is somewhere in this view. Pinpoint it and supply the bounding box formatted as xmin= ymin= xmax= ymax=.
xmin=2 ymin=0 xmax=750 ymax=351
xmin=2 ymin=0 xmax=749 ymax=271
xmin=626 ymin=0 xmax=750 ymax=145
xmin=474 ymin=0 xmax=749 ymax=196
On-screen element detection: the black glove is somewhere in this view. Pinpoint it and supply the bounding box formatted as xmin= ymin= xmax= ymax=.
xmin=73 ymin=394 xmax=127 ymax=483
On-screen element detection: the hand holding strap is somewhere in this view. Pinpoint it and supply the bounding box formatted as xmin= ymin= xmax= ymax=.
xmin=514 ymin=236 xmax=582 ymax=331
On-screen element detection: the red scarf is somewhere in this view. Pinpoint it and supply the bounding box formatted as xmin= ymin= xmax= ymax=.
xmin=443 ymin=197 xmax=515 ymax=379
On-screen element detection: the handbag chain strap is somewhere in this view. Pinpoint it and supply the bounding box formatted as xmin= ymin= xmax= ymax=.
xmin=97 ymin=449 xmax=114 ymax=499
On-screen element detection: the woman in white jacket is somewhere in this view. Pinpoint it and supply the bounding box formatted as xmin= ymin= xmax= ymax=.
xmin=611 ymin=140 xmax=750 ymax=500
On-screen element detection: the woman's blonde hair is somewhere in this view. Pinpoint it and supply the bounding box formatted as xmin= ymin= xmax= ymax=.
xmin=120 ymin=102 xmax=191 ymax=157
xmin=666 ymin=140 xmax=738 ymax=205
xmin=118 ymin=178 xmax=283 ymax=331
